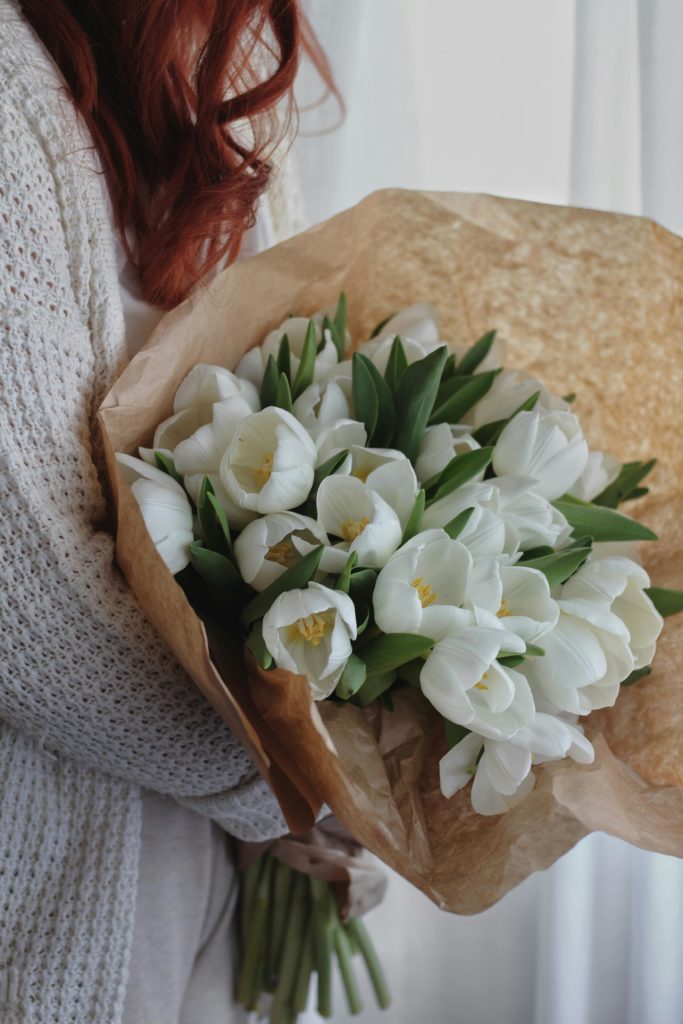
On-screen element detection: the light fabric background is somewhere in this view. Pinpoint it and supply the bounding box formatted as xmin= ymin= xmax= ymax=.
xmin=289 ymin=2 xmax=683 ymax=1023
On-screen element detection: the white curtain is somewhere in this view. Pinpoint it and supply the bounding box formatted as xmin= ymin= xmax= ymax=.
xmin=293 ymin=3 xmax=683 ymax=1022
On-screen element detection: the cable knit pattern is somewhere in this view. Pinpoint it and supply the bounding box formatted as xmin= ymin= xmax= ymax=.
xmin=0 ymin=4 xmax=286 ymax=1020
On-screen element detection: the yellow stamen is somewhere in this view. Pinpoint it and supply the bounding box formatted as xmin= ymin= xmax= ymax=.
xmin=353 ymin=466 xmax=372 ymax=482
xmin=265 ymin=538 xmax=297 ymax=568
xmin=497 ymin=598 xmax=511 ymax=618
xmin=253 ymin=452 xmax=274 ymax=487
xmin=341 ymin=516 xmax=370 ymax=542
xmin=288 ymin=612 xmax=334 ymax=647
xmin=411 ymin=576 xmax=438 ymax=608
xmin=474 ymin=672 xmax=490 ymax=691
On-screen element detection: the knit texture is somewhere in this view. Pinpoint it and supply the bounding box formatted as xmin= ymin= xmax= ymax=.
xmin=0 ymin=3 xmax=287 ymax=1020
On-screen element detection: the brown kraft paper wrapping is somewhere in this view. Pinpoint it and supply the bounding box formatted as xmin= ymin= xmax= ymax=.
xmin=99 ymin=189 xmax=683 ymax=914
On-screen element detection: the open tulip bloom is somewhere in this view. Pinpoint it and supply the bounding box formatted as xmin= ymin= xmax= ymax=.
xmin=119 ymin=294 xmax=682 ymax=821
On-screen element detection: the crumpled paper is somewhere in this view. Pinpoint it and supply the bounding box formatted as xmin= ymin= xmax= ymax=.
xmin=99 ymin=189 xmax=683 ymax=913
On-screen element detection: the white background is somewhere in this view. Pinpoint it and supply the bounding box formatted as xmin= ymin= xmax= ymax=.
xmin=291 ymin=3 xmax=683 ymax=1023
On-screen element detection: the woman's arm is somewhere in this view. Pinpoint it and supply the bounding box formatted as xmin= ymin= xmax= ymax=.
xmin=0 ymin=93 xmax=286 ymax=842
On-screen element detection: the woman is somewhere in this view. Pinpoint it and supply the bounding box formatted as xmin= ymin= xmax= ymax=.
xmin=0 ymin=2 xmax=331 ymax=1021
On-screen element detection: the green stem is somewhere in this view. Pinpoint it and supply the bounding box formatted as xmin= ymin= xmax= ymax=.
xmin=330 ymin=891 xmax=363 ymax=1015
xmin=271 ymin=872 xmax=308 ymax=1024
xmin=236 ymin=854 xmax=274 ymax=1009
xmin=240 ymin=858 xmax=261 ymax=946
xmin=292 ymin=905 xmax=315 ymax=1014
xmin=346 ymin=917 xmax=391 ymax=1009
xmin=266 ymin=860 xmax=294 ymax=991
xmin=310 ymin=877 xmax=334 ymax=1018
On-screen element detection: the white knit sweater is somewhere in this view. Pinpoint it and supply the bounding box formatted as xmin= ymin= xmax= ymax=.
xmin=0 ymin=4 xmax=289 ymax=1021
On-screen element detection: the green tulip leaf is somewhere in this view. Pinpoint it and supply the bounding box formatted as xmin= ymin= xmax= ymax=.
xmin=393 ymin=346 xmax=449 ymax=462
xmin=427 ymin=447 xmax=494 ymax=504
xmin=645 ymin=586 xmax=683 ymax=617
xmin=260 ymin=354 xmax=280 ymax=407
xmin=553 ymin=495 xmax=658 ymax=542
xmin=335 ymin=551 xmax=358 ymax=594
xmin=352 ymin=352 xmax=379 ymax=442
xmin=357 ymin=632 xmax=435 ymax=676
xmin=189 ymin=541 xmax=243 ymax=608
xmin=291 ymin=321 xmax=318 ymax=399
xmin=354 ymin=353 xmax=397 ymax=446
xmin=457 ymin=329 xmax=497 ymax=375
xmin=621 ymin=665 xmax=652 ymax=687
xmin=429 ymin=369 xmax=501 ymax=426
xmin=472 ymin=390 xmax=541 ymax=446
xmin=277 ymin=334 xmax=291 ymax=380
xmin=443 ymin=506 xmax=476 ymax=541
xmin=593 ymin=459 xmax=657 ymax=508
xmin=402 ymin=489 xmax=426 ymax=543
xmin=197 ymin=475 xmax=233 ymax=559
xmin=154 ymin=450 xmax=184 ymax=487
xmin=354 ymin=670 xmax=397 ymax=708
xmin=242 ymin=545 xmax=324 ymax=627
xmin=246 ymin=621 xmax=273 ymax=671
xmin=521 ymin=546 xmax=592 ymax=589
xmin=384 ymin=335 xmax=408 ymax=392
xmin=335 ymin=653 xmax=367 ymax=700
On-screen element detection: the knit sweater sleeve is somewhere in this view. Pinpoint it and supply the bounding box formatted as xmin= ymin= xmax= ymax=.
xmin=0 ymin=65 xmax=287 ymax=843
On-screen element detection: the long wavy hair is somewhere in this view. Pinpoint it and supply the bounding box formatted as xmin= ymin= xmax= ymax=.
xmin=20 ymin=0 xmax=333 ymax=308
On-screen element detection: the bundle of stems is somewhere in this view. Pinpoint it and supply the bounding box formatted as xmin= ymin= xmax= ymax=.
xmin=236 ymin=851 xmax=391 ymax=1023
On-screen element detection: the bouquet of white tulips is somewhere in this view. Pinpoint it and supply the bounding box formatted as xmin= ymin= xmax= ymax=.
xmin=101 ymin=190 xmax=683 ymax=970
xmin=118 ymin=294 xmax=681 ymax=821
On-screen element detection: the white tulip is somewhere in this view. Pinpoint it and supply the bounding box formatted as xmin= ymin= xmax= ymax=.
xmin=522 ymin=606 xmax=634 ymax=714
xmin=316 ymin=474 xmax=402 ymax=568
xmin=422 ymin=481 xmax=515 ymax=560
xmin=233 ymin=512 xmax=347 ymax=592
xmin=236 ymin=317 xmax=339 ymax=387
xmin=415 ymin=424 xmax=480 ymax=485
xmin=371 ymin=302 xmax=441 ymax=344
xmin=439 ymin=713 xmax=594 ymax=814
xmin=116 ymin=454 xmax=194 ymax=574
xmin=361 ymin=455 xmax=419 ymax=530
xmin=439 ymin=731 xmax=534 ymax=812
xmin=469 ymin=564 xmax=560 ymax=644
xmin=560 ymin=556 xmax=663 ymax=669
xmin=357 ymin=334 xmax=447 ymax=374
xmin=184 ymin=471 xmax=257 ymax=531
xmin=373 ymin=529 xmax=473 ymax=640
xmin=173 ymin=364 xmax=259 ymax=421
xmin=569 ymin=450 xmax=621 ymax=501
xmin=293 ymin=378 xmax=352 ymax=434
xmin=314 ymin=420 xmax=367 ymax=465
xmin=151 ymin=407 xmax=203 ymax=454
xmin=420 ymin=616 xmax=531 ymax=740
xmin=465 ymin=369 xmax=567 ymax=429
xmin=220 ymin=407 xmax=316 ymax=514
xmin=262 ymin=582 xmax=357 ymax=699
xmin=343 ymin=444 xmax=405 ymax=482
xmin=493 ymin=410 xmax=589 ymax=501
xmin=493 ymin=476 xmax=572 ymax=551
xmin=173 ymin=395 xmax=254 ymax=476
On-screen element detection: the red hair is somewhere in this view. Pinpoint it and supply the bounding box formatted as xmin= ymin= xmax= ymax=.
xmin=19 ymin=0 xmax=334 ymax=308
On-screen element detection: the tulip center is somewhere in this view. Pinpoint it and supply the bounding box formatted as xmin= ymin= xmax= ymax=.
xmin=289 ymin=611 xmax=334 ymax=647
xmin=497 ymin=598 xmax=511 ymax=618
xmin=474 ymin=672 xmax=490 ymax=691
xmin=340 ymin=516 xmax=370 ymax=542
xmin=411 ymin=576 xmax=437 ymax=608
xmin=266 ymin=538 xmax=297 ymax=568
xmin=253 ymin=452 xmax=274 ymax=488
